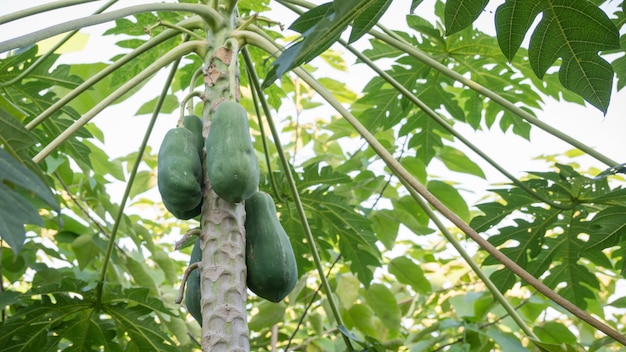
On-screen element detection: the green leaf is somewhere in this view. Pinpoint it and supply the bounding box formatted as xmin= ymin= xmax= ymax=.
xmin=348 ymin=0 xmax=393 ymax=44
xmin=129 ymin=170 xmax=157 ymax=199
xmin=410 ymin=0 xmax=425 ymax=13
xmin=105 ymin=304 xmax=178 ymax=352
xmin=336 ymin=273 xmax=361 ymax=309
xmin=494 ymin=0 xmax=545 ymax=60
xmin=86 ymin=140 xmax=125 ymax=182
xmin=71 ymin=234 xmax=101 ymax=270
xmin=444 ymin=0 xmax=489 ymax=35
xmin=388 ymin=257 xmax=431 ymax=294
xmin=583 ymin=206 xmax=626 ymax=251
xmin=0 ymin=148 xmax=59 ymax=253
xmin=263 ymin=0 xmax=386 ymax=88
xmin=485 ymin=326 xmax=527 ymax=352
xmin=437 ymin=146 xmax=486 ymax=178
xmin=530 ymin=340 xmax=586 ymax=352
xmin=339 ymin=237 xmax=380 ymax=286
xmin=248 ymin=301 xmax=286 ymax=331
xmin=124 ymin=257 xmax=159 ymax=295
xmin=0 ymin=108 xmax=35 ymax=159
xmin=136 ymin=95 xmax=179 ymax=116
xmin=607 ymin=295 xmax=626 ymax=308
xmin=346 ymin=304 xmax=379 ymax=338
xmin=496 ymin=0 xmax=620 ymax=113
xmin=426 ymin=180 xmax=470 ymax=222
xmin=363 ymin=284 xmax=401 ymax=332
xmin=532 ymin=322 xmax=577 ymax=345
xmin=299 ymin=162 xmax=351 ymax=190
xmin=0 ymin=290 xmax=21 ymax=310
xmin=369 ymin=209 xmax=400 ymax=250
xmin=301 ymin=189 xmax=381 ymax=285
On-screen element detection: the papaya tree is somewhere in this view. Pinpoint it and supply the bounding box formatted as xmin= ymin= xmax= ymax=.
xmin=1 ymin=0 xmax=625 ymax=351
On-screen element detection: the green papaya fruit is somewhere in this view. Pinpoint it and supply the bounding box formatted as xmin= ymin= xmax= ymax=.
xmin=205 ymin=101 xmax=259 ymax=203
xmin=185 ymin=238 xmax=202 ymax=326
xmin=157 ymin=128 xmax=203 ymax=218
xmin=245 ymin=191 xmax=298 ymax=302
xmin=183 ymin=114 xmax=204 ymax=158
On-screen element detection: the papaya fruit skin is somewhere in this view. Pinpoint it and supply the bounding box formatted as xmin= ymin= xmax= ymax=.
xmin=245 ymin=191 xmax=298 ymax=302
xmin=157 ymin=128 xmax=203 ymax=216
xmin=183 ymin=114 xmax=204 ymax=158
xmin=184 ymin=238 xmax=202 ymax=326
xmin=205 ymin=101 xmax=259 ymax=203
xmin=163 ymin=199 xmax=202 ymax=220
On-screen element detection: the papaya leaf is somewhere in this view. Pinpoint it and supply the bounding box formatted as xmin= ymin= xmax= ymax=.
xmin=348 ymin=0 xmax=393 ymax=44
xmin=104 ymin=304 xmax=179 ymax=352
xmin=410 ymin=0 xmax=425 ymax=14
xmin=300 ymin=189 xmax=380 ymax=285
xmin=444 ymin=0 xmax=489 ymax=35
xmin=437 ymin=146 xmax=486 ymax=179
xmin=362 ymin=284 xmax=401 ymax=332
xmin=136 ymin=94 xmax=179 ymax=115
xmin=533 ymin=321 xmax=578 ymax=345
xmin=0 ymin=47 xmax=93 ymax=167
xmin=104 ymin=287 xmax=176 ymax=317
xmin=248 ymin=301 xmax=286 ymax=331
xmin=298 ymin=161 xmax=351 ymax=190
xmin=583 ymin=206 xmax=626 ymax=251
xmin=0 ymin=148 xmax=59 ymax=253
xmin=427 ymin=180 xmax=470 ymax=222
xmin=263 ymin=0 xmax=393 ymax=88
xmin=388 ymin=256 xmax=431 ymax=294
xmin=0 ymin=288 xmax=93 ymax=351
xmin=495 ymin=0 xmax=620 ymax=113
xmin=474 ymin=165 xmax=622 ymax=308
xmin=0 ymin=109 xmax=35 ymax=159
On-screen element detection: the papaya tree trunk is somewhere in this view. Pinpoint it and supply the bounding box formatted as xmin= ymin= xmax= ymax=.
xmin=198 ymin=1 xmax=249 ymax=351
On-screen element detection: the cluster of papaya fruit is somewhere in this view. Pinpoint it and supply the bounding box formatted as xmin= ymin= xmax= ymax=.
xmin=157 ymin=101 xmax=298 ymax=325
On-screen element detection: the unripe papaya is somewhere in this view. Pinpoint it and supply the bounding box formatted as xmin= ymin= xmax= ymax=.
xmin=205 ymin=101 xmax=259 ymax=203
xmin=183 ymin=114 xmax=204 ymax=158
xmin=245 ymin=191 xmax=298 ymax=302
xmin=157 ymin=128 xmax=203 ymax=217
xmin=163 ymin=199 xmax=202 ymax=220
xmin=185 ymin=238 xmax=202 ymax=325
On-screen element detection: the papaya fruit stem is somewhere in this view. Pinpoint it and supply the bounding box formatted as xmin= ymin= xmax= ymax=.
xmin=176 ymin=261 xmax=200 ymax=304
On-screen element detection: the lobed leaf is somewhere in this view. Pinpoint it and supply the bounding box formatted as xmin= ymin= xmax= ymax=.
xmin=495 ymin=0 xmax=620 ymax=113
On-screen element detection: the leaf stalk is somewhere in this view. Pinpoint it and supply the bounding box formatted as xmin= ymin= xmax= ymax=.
xmin=0 ymin=4 xmax=220 ymax=53
xmin=32 ymin=41 xmax=202 ymax=164
xmin=95 ymin=50 xmax=184 ymax=310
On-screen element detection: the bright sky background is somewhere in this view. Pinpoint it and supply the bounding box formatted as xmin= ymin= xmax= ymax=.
xmin=2 ymin=0 xmax=625 ymax=200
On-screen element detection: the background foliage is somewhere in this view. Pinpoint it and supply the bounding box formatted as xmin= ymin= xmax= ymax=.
xmin=1 ymin=0 xmax=626 ymax=351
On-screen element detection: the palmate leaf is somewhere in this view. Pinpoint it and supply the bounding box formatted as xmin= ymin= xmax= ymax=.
xmin=495 ymin=0 xmax=620 ymax=113
xmin=300 ymin=189 xmax=381 ymax=286
xmin=0 ymin=148 xmax=59 ymax=253
xmin=0 ymin=278 xmax=178 ymax=351
xmin=0 ymin=108 xmax=35 ymax=159
xmin=583 ymin=206 xmax=626 ymax=252
xmin=444 ymin=0 xmax=490 ymax=35
xmin=104 ymin=304 xmax=178 ymax=352
xmin=262 ymin=0 xmax=394 ymax=88
xmin=474 ymin=165 xmax=625 ymax=308
xmin=0 ymin=293 xmax=92 ymax=351
xmin=0 ymin=47 xmax=93 ymax=167
xmin=297 ymin=161 xmax=351 ymax=190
